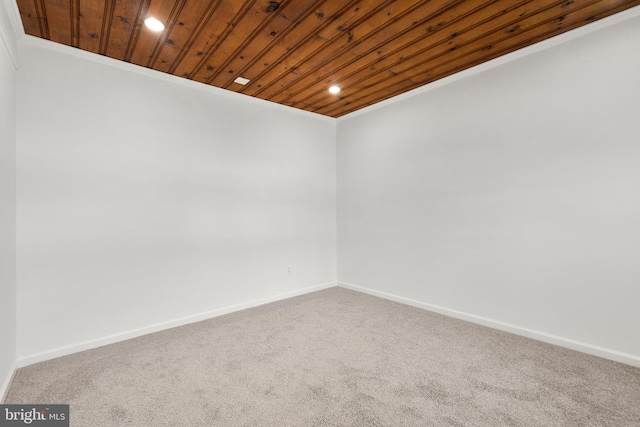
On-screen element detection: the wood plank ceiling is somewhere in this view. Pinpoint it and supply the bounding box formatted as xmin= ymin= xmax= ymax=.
xmin=16 ymin=0 xmax=640 ymax=117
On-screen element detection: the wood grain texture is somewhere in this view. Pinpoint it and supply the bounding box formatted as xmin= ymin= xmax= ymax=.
xmin=17 ymin=0 xmax=640 ymax=117
xmin=16 ymin=0 xmax=44 ymax=38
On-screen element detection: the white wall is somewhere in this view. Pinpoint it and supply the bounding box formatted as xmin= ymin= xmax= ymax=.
xmin=17 ymin=40 xmax=337 ymax=361
xmin=10 ymin=5 xmax=640 ymax=369
xmin=0 ymin=2 xmax=18 ymax=400
xmin=337 ymin=14 xmax=640 ymax=363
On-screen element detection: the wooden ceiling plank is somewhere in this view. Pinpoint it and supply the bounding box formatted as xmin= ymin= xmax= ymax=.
xmin=105 ymin=0 xmax=144 ymax=60
xmin=406 ymin=0 xmax=640 ymax=86
xmin=235 ymin=0 xmax=359 ymax=95
xmin=145 ymin=0 xmax=189 ymax=68
xmin=16 ymin=0 xmax=44 ymax=38
xmin=42 ymin=0 xmax=71 ymax=45
xmin=34 ymin=0 xmax=50 ymax=39
xmin=239 ymin=0 xmax=390 ymax=98
xmin=260 ymin=0 xmax=438 ymax=102
xmin=251 ymin=0 xmax=429 ymax=100
xmin=169 ymin=1 xmax=245 ymax=79
xmin=187 ymin=1 xmax=262 ymax=83
xmin=212 ymin=0 xmax=326 ymax=90
xmin=282 ymin=99 xmax=312 ymax=110
xmin=319 ymin=0 xmax=595 ymax=116
xmin=70 ymin=0 xmax=79 ymax=47
xmin=276 ymin=0 xmax=504 ymax=106
xmin=299 ymin=0 xmax=543 ymax=108
xmin=77 ymin=0 xmax=106 ymax=53
xmin=200 ymin=1 xmax=306 ymax=86
xmin=263 ymin=0 xmax=470 ymax=103
xmin=99 ymin=0 xmax=116 ymax=55
xmin=127 ymin=0 xmax=180 ymax=66
xmin=122 ymin=0 xmax=151 ymax=62
xmin=390 ymin=0 xmax=578 ymax=76
xmin=297 ymin=2 xmax=510 ymax=107
xmin=329 ymin=2 xmax=638 ymax=117
xmin=313 ymin=0 xmax=393 ymax=41
xmin=310 ymin=0 xmax=579 ymax=111
xmin=320 ymin=0 xmax=639 ymax=117
xmin=152 ymin=0 xmax=222 ymax=74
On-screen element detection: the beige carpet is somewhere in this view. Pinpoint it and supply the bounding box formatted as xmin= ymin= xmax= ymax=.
xmin=5 ymin=287 xmax=640 ymax=426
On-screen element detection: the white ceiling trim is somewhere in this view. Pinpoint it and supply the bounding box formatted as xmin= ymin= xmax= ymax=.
xmin=0 ymin=0 xmax=24 ymax=69
xmin=18 ymin=33 xmax=336 ymax=123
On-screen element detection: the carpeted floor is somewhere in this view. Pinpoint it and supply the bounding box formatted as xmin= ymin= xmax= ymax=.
xmin=5 ymin=287 xmax=640 ymax=426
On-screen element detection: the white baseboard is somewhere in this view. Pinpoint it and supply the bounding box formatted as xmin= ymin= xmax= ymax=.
xmin=18 ymin=282 xmax=337 ymax=368
xmin=0 ymin=359 xmax=17 ymax=403
xmin=338 ymin=282 xmax=640 ymax=368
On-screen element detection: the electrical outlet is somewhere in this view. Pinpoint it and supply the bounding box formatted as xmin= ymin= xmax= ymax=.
xmin=286 ymin=265 xmax=292 ymax=276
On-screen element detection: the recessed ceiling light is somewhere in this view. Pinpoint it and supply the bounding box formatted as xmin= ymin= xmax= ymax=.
xmin=329 ymin=85 xmax=341 ymax=94
xmin=144 ymin=17 xmax=165 ymax=32
xmin=233 ymin=77 xmax=251 ymax=85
